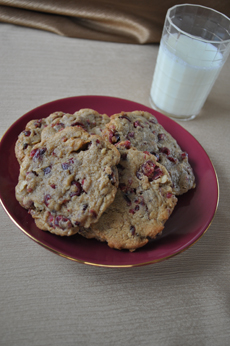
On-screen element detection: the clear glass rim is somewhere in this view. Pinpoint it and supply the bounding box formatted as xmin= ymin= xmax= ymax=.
xmin=167 ymin=3 xmax=230 ymax=44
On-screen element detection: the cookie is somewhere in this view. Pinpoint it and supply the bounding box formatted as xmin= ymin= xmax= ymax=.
xmin=41 ymin=108 xmax=110 ymax=141
xmin=15 ymin=126 xmax=120 ymax=236
xmin=79 ymin=143 xmax=177 ymax=251
xmin=102 ymin=111 xmax=195 ymax=195
xmin=15 ymin=109 xmax=110 ymax=164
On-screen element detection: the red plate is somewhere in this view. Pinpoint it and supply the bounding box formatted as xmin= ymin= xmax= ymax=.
xmin=0 ymin=96 xmax=219 ymax=267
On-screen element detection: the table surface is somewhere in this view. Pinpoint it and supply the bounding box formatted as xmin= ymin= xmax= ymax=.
xmin=1 ymin=23 xmax=230 ymax=346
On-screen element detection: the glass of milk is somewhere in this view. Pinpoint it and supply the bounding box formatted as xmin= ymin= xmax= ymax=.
xmin=150 ymin=4 xmax=230 ymax=120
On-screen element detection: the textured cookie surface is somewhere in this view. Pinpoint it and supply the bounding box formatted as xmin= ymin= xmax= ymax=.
xmin=15 ymin=117 xmax=51 ymax=164
xmin=15 ymin=127 xmax=120 ymax=236
xmin=15 ymin=109 xmax=110 ymax=164
xmin=103 ymin=111 xmax=196 ymax=195
xmin=80 ymin=144 xmax=177 ymax=251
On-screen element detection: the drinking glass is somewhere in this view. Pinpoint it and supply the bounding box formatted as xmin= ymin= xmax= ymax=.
xmin=149 ymin=4 xmax=230 ymax=120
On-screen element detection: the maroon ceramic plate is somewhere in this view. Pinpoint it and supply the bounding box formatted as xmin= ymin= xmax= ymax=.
xmin=0 ymin=96 xmax=219 ymax=267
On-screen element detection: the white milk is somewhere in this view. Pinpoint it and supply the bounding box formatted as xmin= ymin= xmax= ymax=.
xmin=150 ymin=34 xmax=223 ymax=118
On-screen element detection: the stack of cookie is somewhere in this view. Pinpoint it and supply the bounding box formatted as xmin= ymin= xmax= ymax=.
xmin=15 ymin=109 xmax=195 ymax=251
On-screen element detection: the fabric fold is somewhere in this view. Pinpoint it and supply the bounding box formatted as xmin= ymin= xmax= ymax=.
xmin=0 ymin=0 xmax=230 ymax=44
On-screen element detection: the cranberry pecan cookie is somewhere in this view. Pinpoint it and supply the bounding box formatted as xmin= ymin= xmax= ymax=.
xmin=41 ymin=108 xmax=110 ymax=141
xmin=103 ymin=111 xmax=196 ymax=195
xmin=15 ymin=127 xmax=120 ymax=236
xmin=15 ymin=109 xmax=110 ymax=164
xmin=79 ymin=144 xmax=177 ymax=251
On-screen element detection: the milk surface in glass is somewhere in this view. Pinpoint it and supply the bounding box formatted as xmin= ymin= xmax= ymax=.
xmin=150 ymin=34 xmax=223 ymax=118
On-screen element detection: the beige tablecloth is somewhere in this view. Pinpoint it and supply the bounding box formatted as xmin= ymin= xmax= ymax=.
xmin=0 ymin=23 xmax=230 ymax=346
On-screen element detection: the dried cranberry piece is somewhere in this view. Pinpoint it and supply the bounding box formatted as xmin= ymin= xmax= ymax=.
xmin=39 ymin=148 xmax=46 ymax=155
xmin=135 ymin=205 xmax=140 ymax=211
xmin=43 ymin=166 xmax=52 ymax=175
xmin=108 ymin=130 xmax=114 ymax=143
xmin=129 ymin=209 xmax=135 ymax=215
xmin=166 ymin=192 xmax=173 ymax=198
xmin=149 ymin=119 xmax=157 ymax=124
xmin=70 ymin=181 xmax=82 ymax=196
xmin=90 ymin=210 xmax=97 ymax=218
xmin=181 ymin=152 xmax=188 ymax=160
xmin=141 ymin=160 xmax=156 ymax=177
xmin=54 ymin=215 xmax=72 ymax=229
xmin=127 ymin=132 xmax=135 ymax=139
xmin=134 ymin=196 xmax=145 ymax=206
xmin=119 ymin=114 xmax=131 ymax=122
xmin=69 ymin=158 xmax=74 ymax=164
xmin=138 ymin=160 xmax=163 ymax=181
xmin=150 ymin=167 xmax=163 ymax=181
xmin=30 ymin=148 xmax=46 ymax=161
xmin=34 ymin=119 xmax=42 ymax=128
xmin=62 ymin=162 xmax=70 ymax=170
xmin=23 ymin=130 xmax=31 ymax=137
xmin=117 ymin=140 xmax=131 ymax=149
xmin=50 ymin=184 xmax=56 ymax=189
xmin=168 ymin=156 xmax=177 ymax=163
xmin=71 ymin=121 xmax=85 ymax=128
xmin=108 ymin=130 xmax=120 ymax=144
xmin=23 ymin=143 xmax=29 ymax=150
xmin=82 ymin=204 xmax=88 ymax=211
xmin=134 ymin=121 xmax=143 ymax=128
xmin=159 ymin=147 xmax=170 ymax=156
xmin=62 ymin=157 xmax=75 ymax=169
xmin=47 ymin=213 xmax=54 ymax=227
xmin=44 ymin=194 xmax=51 ymax=206
xmin=130 ymin=225 xmax=135 ymax=235
xmin=158 ymin=133 xmax=165 ymax=141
